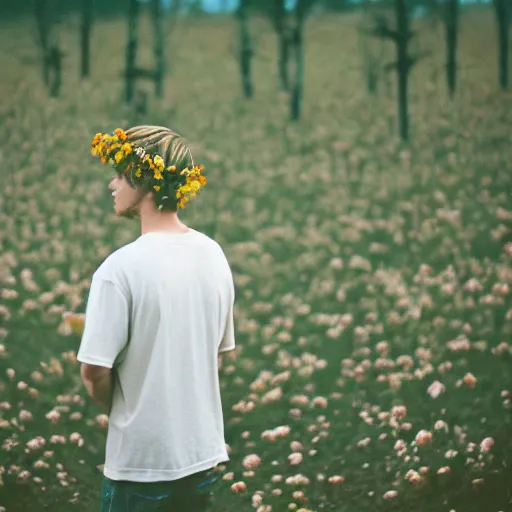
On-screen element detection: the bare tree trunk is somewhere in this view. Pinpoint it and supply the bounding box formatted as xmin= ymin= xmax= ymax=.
xmin=445 ymin=0 xmax=459 ymax=96
xmin=360 ymin=34 xmax=382 ymax=95
xmin=237 ymin=0 xmax=253 ymax=98
xmin=81 ymin=0 xmax=93 ymax=79
xmin=359 ymin=0 xmax=380 ymax=95
xmin=493 ymin=0 xmax=510 ymax=90
xmin=35 ymin=0 xmax=50 ymax=86
xmin=35 ymin=0 xmax=62 ymax=96
xmin=278 ymin=30 xmax=291 ymax=91
xmin=152 ymin=0 xmax=165 ymax=97
xmin=290 ymin=19 xmax=304 ymax=120
xmin=368 ymin=56 xmax=380 ymax=94
xmin=395 ymin=0 xmax=410 ymax=140
xmin=289 ymin=0 xmax=315 ymax=121
xmin=164 ymin=0 xmax=183 ymax=76
xmin=274 ymin=0 xmax=290 ymax=91
xmin=48 ymin=46 xmax=62 ymax=97
xmin=126 ymin=0 xmax=139 ymax=103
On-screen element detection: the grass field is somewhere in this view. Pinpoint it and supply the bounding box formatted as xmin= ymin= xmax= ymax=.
xmin=1 ymin=6 xmax=512 ymax=512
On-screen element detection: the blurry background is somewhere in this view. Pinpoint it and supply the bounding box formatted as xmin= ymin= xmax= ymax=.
xmin=0 ymin=0 xmax=511 ymax=511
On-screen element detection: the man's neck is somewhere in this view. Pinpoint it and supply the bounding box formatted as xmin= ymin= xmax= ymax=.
xmin=139 ymin=209 xmax=189 ymax=236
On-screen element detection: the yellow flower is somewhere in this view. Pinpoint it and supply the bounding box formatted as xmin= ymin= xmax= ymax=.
xmin=114 ymin=128 xmax=128 ymax=141
xmin=190 ymin=181 xmax=201 ymax=191
xmin=199 ymin=176 xmax=207 ymax=186
xmin=167 ymin=165 xmax=176 ymax=172
xmin=135 ymin=168 xmax=142 ymax=178
xmin=115 ymin=151 xmax=124 ymax=164
xmin=181 ymin=184 xmax=192 ymax=194
xmin=153 ymin=155 xmax=165 ymax=170
xmin=153 ymin=185 xmax=161 ymax=191
xmin=122 ymin=143 xmax=133 ymax=154
xmin=180 ymin=167 xmax=190 ymax=176
xmin=154 ymin=171 xmax=163 ymax=180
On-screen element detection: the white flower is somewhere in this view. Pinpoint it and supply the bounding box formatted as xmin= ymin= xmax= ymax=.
xmin=427 ymin=380 xmax=446 ymax=399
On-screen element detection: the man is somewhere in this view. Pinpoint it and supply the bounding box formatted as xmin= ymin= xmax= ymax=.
xmin=77 ymin=125 xmax=236 ymax=511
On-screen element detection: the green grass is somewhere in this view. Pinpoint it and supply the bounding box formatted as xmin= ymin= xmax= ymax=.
xmin=0 ymin=8 xmax=511 ymax=512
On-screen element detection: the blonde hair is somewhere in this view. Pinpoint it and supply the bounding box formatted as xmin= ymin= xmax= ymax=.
xmin=124 ymin=125 xmax=194 ymax=211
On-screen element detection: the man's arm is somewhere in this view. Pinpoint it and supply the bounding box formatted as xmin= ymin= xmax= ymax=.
xmin=76 ymin=275 xmax=129 ymax=414
xmin=218 ymin=349 xmax=237 ymax=373
xmin=80 ymin=364 xmax=114 ymax=414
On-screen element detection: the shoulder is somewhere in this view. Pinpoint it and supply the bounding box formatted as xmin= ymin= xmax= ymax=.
xmin=92 ymin=242 xmax=138 ymax=285
xmin=195 ymin=231 xmax=232 ymax=264
xmin=192 ymin=229 xmax=227 ymax=251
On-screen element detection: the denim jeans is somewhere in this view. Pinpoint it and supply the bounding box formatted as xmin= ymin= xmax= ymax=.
xmin=100 ymin=468 xmax=217 ymax=511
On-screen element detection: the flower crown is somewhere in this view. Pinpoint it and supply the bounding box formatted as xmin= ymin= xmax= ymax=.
xmin=91 ymin=128 xmax=206 ymax=210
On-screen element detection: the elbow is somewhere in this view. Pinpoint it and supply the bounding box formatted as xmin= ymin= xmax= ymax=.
xmin=80 ymin=363 xmax=111 ymax=382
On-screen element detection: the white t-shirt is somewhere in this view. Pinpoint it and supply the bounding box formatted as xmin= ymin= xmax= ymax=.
xmin=76 ymin=229 xmax=235 ymax=482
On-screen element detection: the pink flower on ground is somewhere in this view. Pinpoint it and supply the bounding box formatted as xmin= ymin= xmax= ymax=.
xmin=290 ymin=441 xmax=304 ymax=452
xmin=312 ymin=396 xmax=328 ymax=408
xmin=427 ymin=380 xmax=446 ymax=399
xmin=231 ymin=481 xmax=247 ymax=493
xmin=262 ymin=387 xmax=283 ymax=405
xmin=95 ymin=414 xmax=109 ymax=428
xmin=261 ymin=430 xmax=277 ymax=441
xmin=17 ymin=381 xmax=28 ymax=391
xmin=463 ymin=373 xmax=477 ymax=388
xmin=434 ymin=420 xmax=448 ymax=432
xmin=289 ymin=408 xmax=302 ymax=419
xmin=394 ymin=439 xmax=406 ymax=451
xmin=243 ymin=454 xmax=262 ymax=470
xmin=45 ymin=410 xmax=60 ymax=423
xmin=274 ymin=425 xmax=291 ymax=438
xmin=480 ymin=437 xmax=494 ymax=452
xmin=391 ymin=405 xmax=407 ymax=419
xmin=26 ymin=437 xmax=45 ymax=451
xmin=69 ymin=433 xmax=82 ymax=443
xmin=18 ymin=470 xmax=31 ymax=480
xmin=19 ymin=410 xmax=33 ymax=422
xmin=405 ymin=470 xmax=421 ymax=483
xmin=415 ymin=430 xmax=433 ymax=446
xmin=288 ymin=453 xmax=303 ymax=465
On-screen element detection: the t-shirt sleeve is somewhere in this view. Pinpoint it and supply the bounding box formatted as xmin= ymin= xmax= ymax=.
xmin=218 ymin=272 xmax=235 ymax=353
xmin=77 ymin=275 xmax=129 ymax=369
xmin=219 ymin=297 xmax=235 ymax=353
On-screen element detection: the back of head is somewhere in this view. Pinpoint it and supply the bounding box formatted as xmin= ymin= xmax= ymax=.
xmin=91 ymin=125 xmax=206 ymax=213
xmin=124 ymin=126 xmax=194 ymax=212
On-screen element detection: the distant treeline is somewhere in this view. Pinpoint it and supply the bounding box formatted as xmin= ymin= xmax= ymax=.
xmin=1 ymin=0 xmax=133 ymax=20
xmin=1 ymin=0 xmax=399 ymax=21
